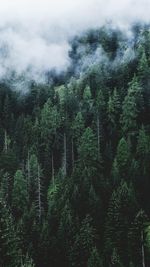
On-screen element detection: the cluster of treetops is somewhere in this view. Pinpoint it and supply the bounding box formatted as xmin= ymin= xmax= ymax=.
xmin=0 ymin=23 xmax=150 ymax=267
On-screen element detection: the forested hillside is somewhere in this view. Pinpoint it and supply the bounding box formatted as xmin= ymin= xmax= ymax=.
xmin=0 ymin=25 xmax=150 ymax=267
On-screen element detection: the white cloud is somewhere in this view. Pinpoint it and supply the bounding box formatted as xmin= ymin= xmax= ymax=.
xmin=0 ymin=0 xmax=149 ymax=86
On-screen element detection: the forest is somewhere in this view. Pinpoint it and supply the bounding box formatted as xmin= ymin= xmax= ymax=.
xmin=0 ymin=24 xmax=150 ymax=267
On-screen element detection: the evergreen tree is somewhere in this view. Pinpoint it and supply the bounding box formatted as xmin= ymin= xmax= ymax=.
xmin=27 ymin=154 xmax=43 ymax=221
xmin=108 ymin=88 xmax=121 ymax=132
xmin=137 ymin=48 xmax=150 ymax=83
xmin=105 ymin=181 xmax=137 ymax=266
xmin=112 ymin=137 xmax=130 ymax=183
xmin=121 ymin=76 xmax=143 ymax=136
xmin=78 ymin=127 xmax=98 ymax=167
xmin=12 ymin=170 xmax=28 ymax=218
xmin=0 ymin=172 xmax=12 ymax=205
xmin=137 ymin=126 xmax=150 ymax=174
xmin=0 ymin=198 xmax=20 ymax=267
xmin=88 ymin=247 xmax=102 ymax=267
xmin=95 ymin=89 xmax=106 ymax=158
xmin=70 ymin=215 xmax=96 ymax=267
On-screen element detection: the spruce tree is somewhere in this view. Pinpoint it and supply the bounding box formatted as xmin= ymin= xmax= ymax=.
xmin=0 ymin=198 xmax=20 ymax=267
xmin=12 ymin=169 xmax=28 ymax=218
xmin=88 ymin=247 xmax=102 ymax=267
xmin=121 ymin=76 xmax=143 ymax=136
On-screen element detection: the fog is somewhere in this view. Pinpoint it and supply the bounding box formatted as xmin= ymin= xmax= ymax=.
xmin=0 ymin=0 xmax=149 ymax=86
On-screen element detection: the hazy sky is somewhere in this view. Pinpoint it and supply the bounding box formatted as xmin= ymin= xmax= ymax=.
xmin=0 ymin=0 xmax=149 ymax=84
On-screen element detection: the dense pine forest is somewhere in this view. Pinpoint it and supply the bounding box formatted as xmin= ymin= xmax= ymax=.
xmin=1 ymin=24 xmax=150 ymax=267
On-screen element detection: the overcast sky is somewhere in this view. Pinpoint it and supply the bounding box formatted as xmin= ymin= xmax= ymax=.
xmin=0 ymin=0 xmax=149 ymax=84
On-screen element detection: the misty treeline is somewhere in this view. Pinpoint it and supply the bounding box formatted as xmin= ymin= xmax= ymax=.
xmin=0 ymin=24 xmax=150 ymax=267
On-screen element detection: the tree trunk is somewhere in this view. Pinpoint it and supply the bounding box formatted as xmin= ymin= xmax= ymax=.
xmin=27 ymin=151 xmax=30 ymax=191
xmin=52 ymin=152 xmax=55 ymax=185
xmin=63 ymin=133 xmax=67 ymax=176
xmin=37 ymin=164 xmax=42 ymax=221
xmin=97 ymin=114 xmax=100 ymax=159
xmin=71 ymin=138 xmax=74 ymax=171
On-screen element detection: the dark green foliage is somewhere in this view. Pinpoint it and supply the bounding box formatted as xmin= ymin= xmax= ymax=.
xmin=69 ymin=215 xmax=96 ymax=267
xmin=121 ymin=76 xmax=143 ymax=136
xmin=0 ymin=25 xmax=150 ymax=267
xmin=88 ymin=247 xmax=102 ymax=267
xmin=0 ymin=199 xmax=20 ymax=267
xmin=112 ymin=137 xmax=131 ymax=184
xmin=12 ymin=170 xmax=28 ymax=218
xmin=104 ymin=181 xmax=137 ymax=266
xmin=78 ymin=127 xmax=98 ymax=166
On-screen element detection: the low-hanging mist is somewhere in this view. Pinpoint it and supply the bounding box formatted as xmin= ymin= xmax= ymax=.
xmin=0 ymin=0 xmax=149 ymax=89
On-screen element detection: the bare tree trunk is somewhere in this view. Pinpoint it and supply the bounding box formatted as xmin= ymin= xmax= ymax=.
xmin=37 ymin=164 xmax=42 ymax=221
xmin=141 ymin=230 xmax=145 ymax=267
xmin=97 ymin=114 xmax=100 ymax=159
xmin=27 ymin=151 xmax=30 ymax=191
xmin=63 ymin=133 xmax=67 ymax=176
xmin=52 ymin=152 xmax=55 ymax=185
xmin=71 ymin=138 xmax=74 ymax=170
